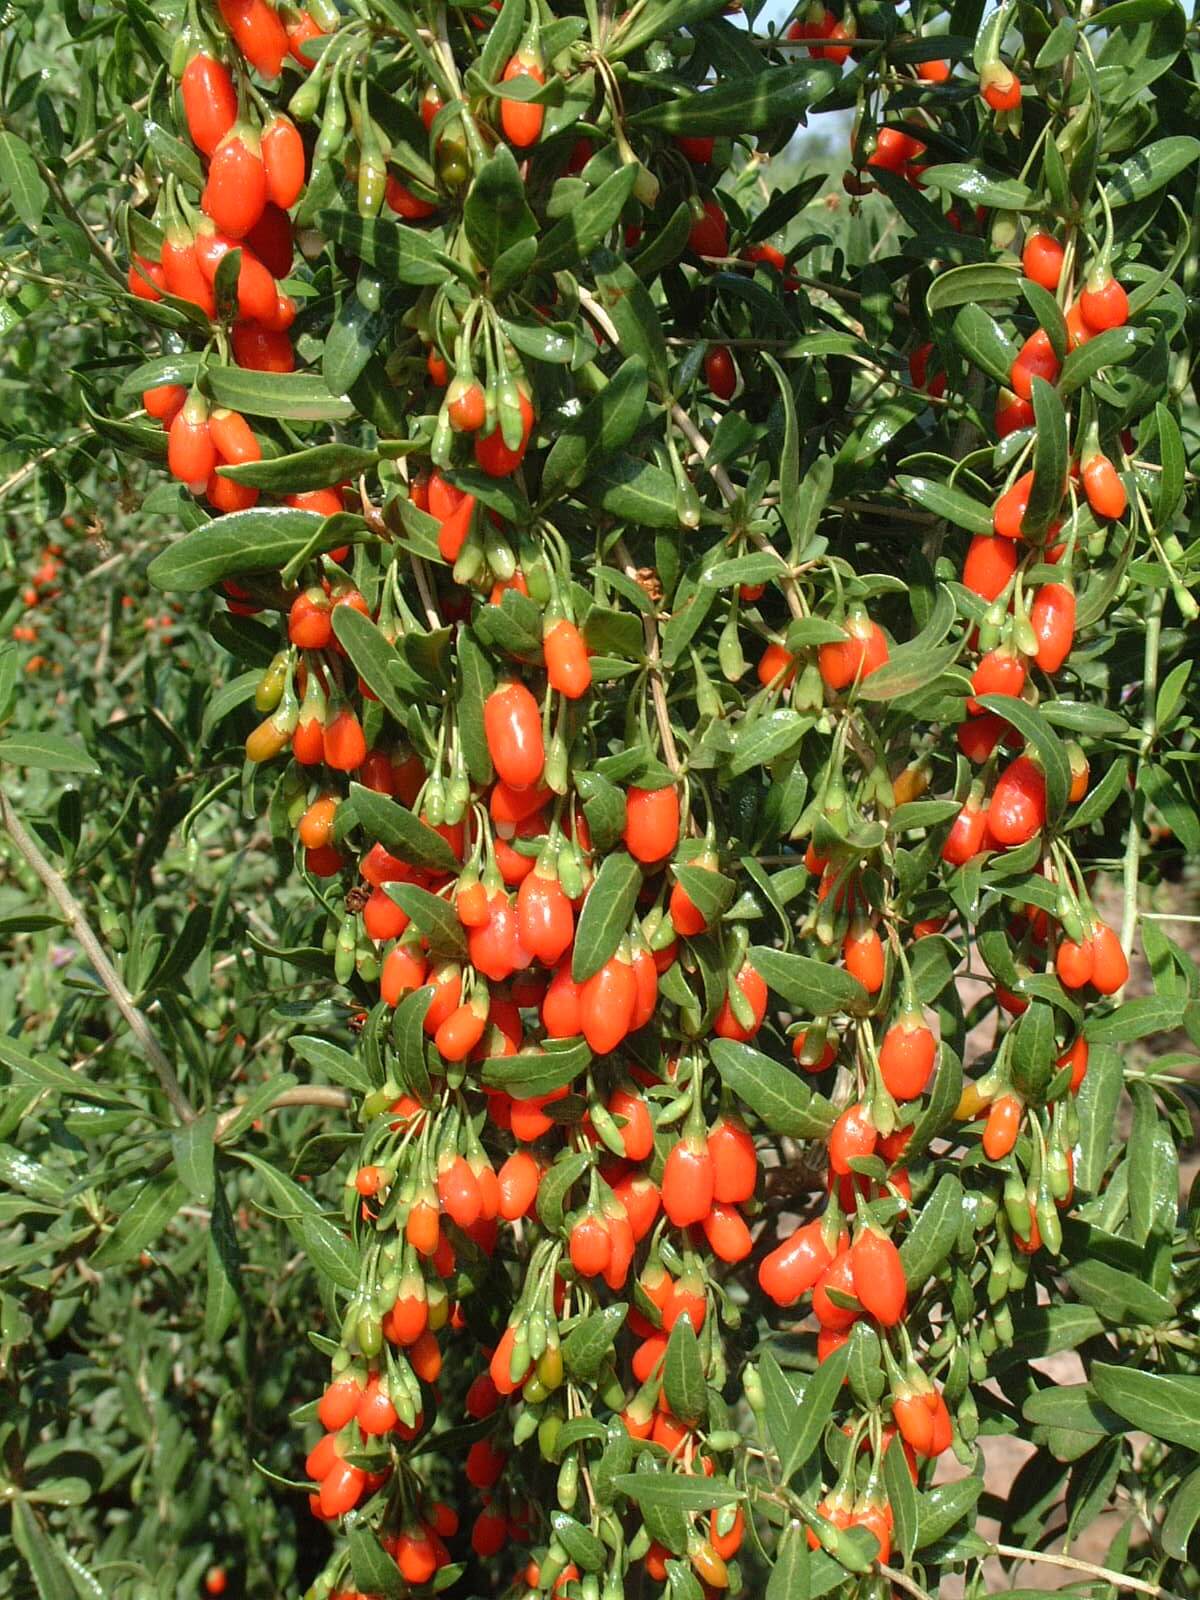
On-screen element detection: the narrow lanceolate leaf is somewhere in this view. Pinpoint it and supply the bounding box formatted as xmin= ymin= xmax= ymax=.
xmin=219 ymin=442 xmax=379 ymax=491
xmin=205 ymin=1183 xmax=244 ymax=1344
xmin=237 ymin=1151 xmax=359 ymax=1291
xmin=770 ymin=1341 xmax=851 ymax=1481
xmin=384 ymin=882 xmax=467 ymax=958
xmin=171 ymin=1111 xmax=217 ymax=1204
xmin=663 ymin=1315 xmax=707 ymax=1426
xmin=147 ymin=508 xmax=326 ymax=593
xmin=1090 ymin=1364 xmax=1200 ymax=1451
xmin=746 ymin=946 xmax=868 ymax=1015
xmin=571 ymin=850 xmax=642 ymax=983
xmin=709 ymin=1039 xmax=835 ymax=1139
xmin=12 ymin=1499 xmax=73 ymax=1600
xmin=332 ymin=607 xmax=410 ymax=722
xmin=348 ymin=783 xmax=460 ymax=875
xmin=91 ymin=1173 xmax=186 ymax=1269
xmin=206 ymin=366 xmax=357 ymax=421
xmin=289 ymin=1036 xmax=373 ymax=1094
xmin=0 ymin=131 xmax=50 ymax=228
xmin=899 ymin=1172 xmax=963 ymax=1290
xmin=0 ymin=734 xmax=100 ymax=774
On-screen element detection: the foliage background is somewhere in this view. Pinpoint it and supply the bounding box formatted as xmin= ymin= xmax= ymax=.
xmin=2 ymin=0 xmax=1200 ymax=1595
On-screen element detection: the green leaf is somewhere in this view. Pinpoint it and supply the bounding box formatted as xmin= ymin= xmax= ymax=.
xmin=884 ymin=1434 xmax=919 ymax=1560
xmin=766 ymin=1522 xmax=811 ymax=1600
xmin=1064 ymin=1258 xmax=1174 ymax=1327
xmin=586 ymin=453 xmax=680 ymax=529
xmin=477 ymin=0 xmax=525 ymax=81
xmin=323 ymin=289 xmax=392 ymax=397
xmin=1110 ymin=135 xmax=1200 ymax=205
xmin=331 ymin=607 xmax=410 ymax=723
xmin=220 ymin=442 xmax=378 ymax=494
xmin=773 ymin=1341 xmax=851 ymax=1480
xmin=172 ymin=1111 xmax=217 ymax=1205
xmin=536 ymin=1150 xmax=591 ymax=1232
xmin=349 ymin=1527 xmax=404 ymax=1598
xmin=544 ymin=357 xmax=650 ymax=501
xmin=385 ymin=883 xmax=467 ymax=959
xmin=0 ymin=734 xmax=99 ymax=775
xmin=899 ymin=1172 xmax=963 ymax=1290
xmin=536 ymin=165 xmax=638 ymax=273
xmin=207 ymin=366 xmax=357 ymax=422
xmin=663 ymin=1316 xmax=707 ymax=1426
xmin=1161 ymin=1462 xmax=1200 ymax=1561
xmin=951 ymin=303 xmax=1019 ymax=386
xmin=975 ymin=693 xmax=1071 ymax=820
xmin=1058 ymin=326 xmax=1143 ymax=395
xmin=349 ymin=783 xmax=460 ymax=875
xmin=205 ymin=1182 xmax=244 ymax=1344
xmin=457 ymin=626 xmax=495 ymax=786
xmin=12 ymin=1500 xmax=72 ymax=1600
xmin=393 ymin=986 xmax=434 ymax=1102
xmin=147 ymin=508 xmax=328 ymax=593
xmin=914 ymin=1477 xmax=983 ymax=1548
xmin=0 ymin=131 xmax=49 ymax=229
xmin=1090 ymin=1364 xmax=1200 ymax=1451
xmin=927 ymin=262 xmax=1022 ymax=312
xmin=920 ymin=163 xmax=1036 ymax=210
xmin=464 ymin=144 xmax=538 ymax=267
xmin=575 ymin=770 xmax=628 ymax=853
xmin=709 ymin=1038 xmax=834 ymax=1139
xmin=628 ymin=62 xmax=838 ymax=134
xmin=562 ymin=1304 xmax=627 ymax=1380
xmin=289 ymin=1036 xmax=373 ymax=1094
xmin=746 ymin=945 xmax=868 ymax=1016
xmin=672 ymin=863 xmax=736 ymax=926
xmin=91 ymin=1173 xmax=186 ymax=1269
xmin=1085 ymin=994 xmax=1184 ymax=1042
xmin=593 ymin=253 xmax=671 ymax=391
xmin=318 ymin=209 xmax=470 ymax=287
xmin=611 ymin=1473 xmax=743 ymax=1514
xmin=898 ymin=475 xmax=992 ymax=536
xmin=238 ymin=1150 xmax=359 ymax=1292
xmin=858 ymin=584 xmax=959 ymax=701
xmin=549 ymin=1513 xmax=605 ymax=1574
xmin=1023 ymin=376 xmax=1069 ymax=543
xmin=571 ymin=851 xmax=642 ymax=983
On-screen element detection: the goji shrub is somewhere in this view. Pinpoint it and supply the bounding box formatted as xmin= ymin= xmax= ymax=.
xmin=0 ymin=0 xmax=1199 ymax=1595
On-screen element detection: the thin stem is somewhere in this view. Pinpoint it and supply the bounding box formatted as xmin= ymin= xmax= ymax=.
xmin=614 ymin=537 xmax=681 ymax=776
xmin=0 ymin=789 xmax=195 ymax=1123
xmin=990 ymin=1542 xmax=1174 ymax=1598
xmin=1120 ymin=588 xmax=1163 ymax=972
xmin=213 ymin=1085 xmax=352 ymax=1141
xmin=879 ymin=1564 xmax=936 ymax=1600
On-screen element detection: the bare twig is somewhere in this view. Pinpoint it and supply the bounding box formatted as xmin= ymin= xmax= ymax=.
xmin=0 ymin=790 xmax=195 ymax=1123
xmin=879 ymin=1564 xmax=936 ymax=1600
xmin=991 ymin=1541 xmax=1173 ymax=1598
xmin=213 ymin=1085 xmax=352 ymax=1141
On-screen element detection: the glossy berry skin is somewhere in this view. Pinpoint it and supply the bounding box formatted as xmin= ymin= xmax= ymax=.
xmin=544 ymin=618 xmax=591 ymax=699
xmin=968 ymin=648 xmax=1026 ymax=713
xmin=128 ymin=254 xmax=166 ymax=301
xmin=261 ymin=115 xmax=306 ymax=209
xmin=204 ymin=133 xmax=269 ymax=239
xmin=218 ymin=0 xmax=289 ymax=77
xmin=982 ymin=1093 xmax=1022 ymax=1159
xmin=1055 ymin=937 xmax=1094 ymax=989
xmin=688 ymin=198 xmax=728 ymax=257
xmin=1089 ymin=920 xmax=1129 ymax=995
xmin=995 ymin=388 xmax=1035 ymax=438
xmin=168 ymin=398 xmax=216 ymax=487
xmin=812 ymin=1249 xmax=859 ymax=1331
xmin=1029 ymin=583 xmax=1076 ymax=673
xmin=941 ymin=798 xmax=989 ymax=864
xmin=323 ymin=706 xmax=367 ymax=772
xmin=843 ymin=920 xmax=884 ymax=993
xmin=181 ymin=54 xmax=237 ymax=156
xmin=1022 ymin=232 xmax=1064 ymax=291
xmin=757 ymin=642 xmax=797 ymax=688
xmin=980 ymin=61 xmax=1021 ymax=111
xmin=850 ymin=1229 xmax=907 ymax=1325
xmin=579 ymin=956 xmax=637 ymax=1053
xmin=289 ymin=587 xmax=332 ymax=648
xmin=993 ymin=470 xmax=1034 ymax=539
xmin=195 ymin=228 xmax=278 ymax=324
xmin=758 ymin=1218 xmax=834 ymax=1306
xmin=1082 ymin=453 xmax=1127 ymax=520
xmin=483 ymin=681 xmax=544 ymax=790
xmin=662 ymin=1136 xmax=714 ymax=1226
xmin=707 ymin=1115 xmax=757 ymax=1203
xmin=1079 ymin=274 xmax=1129 ymax=333
xmin=989 ymin=756 xmax=1047 ymax=846
xmin=713 ymin=960 xmax=768 ymax=1040
xmin=608 ymin=1086 xmax=654 ymax=1162
xmin=963 ymin=535 xmax=1018 ymax=601
xmin=516 ymin=869 xmax=574 ymax=966
xmin=818 ymin=613 xmax=888 ymax=690
xmin=500 ymin=53 xmax=545 ymax=147
xmin=143 ymin=383 xmax=186 ymax=423
xmin=162 ymin=235 xmax=217 ymax=317
xmin=705 ymin=345 xmax=736 ymax=400
xmin=475 ymin=390 xmax=534 ymax=475
xmin=1010 ymin=328 xmax=1060 ymax=400
xmin=829 ymin=1101 xmax=876 ymax=1174
xmin=624 ymin=785 xmax=680 ymax=863
xmin=879 ymin=1018 xmax=937 ymax=1100
xmin=570 ymin=1214 xmax=611 ymax=1276
xmin=232 ymin=320 xmax=294 ymax=372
